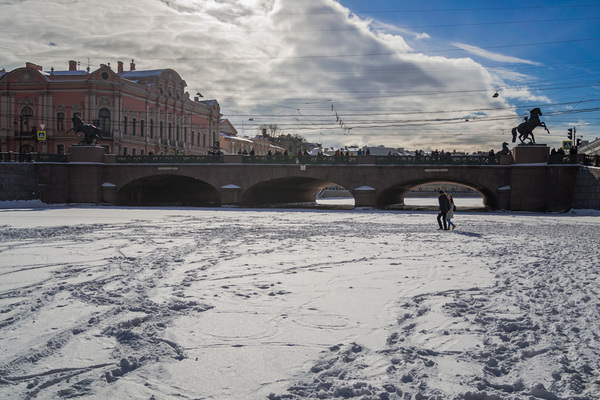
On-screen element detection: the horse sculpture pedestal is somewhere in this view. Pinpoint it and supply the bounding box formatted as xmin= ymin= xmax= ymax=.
xmin=69 ymin=145 xmax=106 ymax=163
xmin=512 ymin=144 xmax=549 ymax=164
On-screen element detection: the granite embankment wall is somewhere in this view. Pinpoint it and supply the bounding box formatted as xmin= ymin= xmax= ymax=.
xmin=0 ymin=164 xmax=39 ymax=201
xmin=572 ymin=166 xmax=600 ymax=209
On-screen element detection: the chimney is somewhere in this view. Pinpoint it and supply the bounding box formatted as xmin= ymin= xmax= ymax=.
xmin=26 ymin=62 xmax=37 ymax=69
xmin=194 ymin=97 xmax=199 ymax=102
xmin=118 ymin=61 xmax=124 ymax=73
xmin=69 ymin=60 xmax=77 ymax=71
xmin=130 ymin=59 xmax=135 ymax=71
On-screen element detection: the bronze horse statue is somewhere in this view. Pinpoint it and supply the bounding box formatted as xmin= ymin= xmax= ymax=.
xmin=497 ymin=142 xmax=511 ymax=156
xmin=511 ymin=108 xmax=549 ymax=144
xmin=67 ymin=116 xmax=103 ymax=145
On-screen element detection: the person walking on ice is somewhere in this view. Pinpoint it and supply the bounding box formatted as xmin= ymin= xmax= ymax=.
xmin=437 ymin=190 xmax=450 ymax=230
xmin=446 ymin=194 xmax=457 ymax=230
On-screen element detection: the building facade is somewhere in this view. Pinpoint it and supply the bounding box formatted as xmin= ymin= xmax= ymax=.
xmin=0 ymin=60 xmax=221 ymax=156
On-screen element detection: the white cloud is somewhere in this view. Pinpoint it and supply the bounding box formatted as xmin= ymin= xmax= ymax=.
xmin=451 ymin=42 xmax=543 ymax=66
xmin=0 ymin=0 xmax=540 ymax=152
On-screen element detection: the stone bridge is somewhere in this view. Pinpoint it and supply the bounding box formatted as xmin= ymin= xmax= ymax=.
xmin=30 ymin=145 xmax=582 ymax=212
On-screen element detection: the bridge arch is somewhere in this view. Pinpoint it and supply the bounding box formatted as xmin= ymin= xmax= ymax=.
xmin=377 ymin=178 xmax=498 ymax=209
xmin=116 ymin=174 xmax=220 ymax=207
xmin=242 ymin=176 xmax=352 ymax=207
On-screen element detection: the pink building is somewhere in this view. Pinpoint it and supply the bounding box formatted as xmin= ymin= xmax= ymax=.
xmin=0 ymin=60 xmax=221 ymax=156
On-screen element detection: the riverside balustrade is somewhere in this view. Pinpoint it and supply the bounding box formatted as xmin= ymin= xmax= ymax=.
xmin=2 ymin=152 xmax=597 ymax=166
xmin=0 ymin=152 xmax=68 ymax=163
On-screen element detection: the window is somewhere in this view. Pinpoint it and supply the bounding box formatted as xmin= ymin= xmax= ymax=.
xmin=159 ymin=121 xmax=164 ymax=138
xmin=141 ymin=149 xmax=145 ymax=155
xmin=123 ymin=116 xmax=128 ymax=135
xmin=140 ymin=120 xmax=145 ymax=137
xmin=57 ymin=112 xmax=65 ymax=132
xmin=168 ymin=123 xmax=172 ymax=140
xmin=72 ymin=112 xmax=81 ymax=131
xmin=123 ymin=147 xmax=128 ymax=156
xmin=20 ymin=106 xmax=34 ymax=134
xmin=98 ymin=108 xmax=110 ymax=136
xmin=176 ymin=125 xmax=180 ymax=141
xmin=132 ymin=118 xmax=137 ymax=136
xmin=149 ymin=119 xmax=154 ymax=138
xmin=132 ymin=148 xmax=136 ymax=155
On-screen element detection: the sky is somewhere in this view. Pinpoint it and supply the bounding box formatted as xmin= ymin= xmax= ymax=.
xmin=1 ymin=0 xmax=599 ymax=152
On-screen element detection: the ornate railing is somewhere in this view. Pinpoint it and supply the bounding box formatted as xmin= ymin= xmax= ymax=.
xmin=548 ymin=154 xmax=597 ymax=166
xmin=242 ymin=155 xmax=358 ymax=164
xmin=2 ymin=152 xmax=596 ymax=166
xmin=375 ymin=155 xmax=498 ymax=165
xmin=115 ymin=154 xmax=224 ymax=163
xmin=0 ymin=152 xmax=68 ymax=163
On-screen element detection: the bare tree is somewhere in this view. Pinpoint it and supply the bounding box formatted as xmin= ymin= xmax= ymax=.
xmin=259 ymin=124 xmax=281 ymax=138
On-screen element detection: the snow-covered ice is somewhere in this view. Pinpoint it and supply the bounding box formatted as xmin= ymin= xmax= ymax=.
xmin=0 ymin=204 xmax=599 ymax=399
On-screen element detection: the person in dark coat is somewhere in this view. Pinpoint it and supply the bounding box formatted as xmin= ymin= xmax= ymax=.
xmin=437 ymin=190 xmax=450 ymax=230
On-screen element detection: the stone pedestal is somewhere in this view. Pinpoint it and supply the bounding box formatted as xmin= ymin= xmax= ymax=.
xmin=69 ymin=145 xmax=106 ymax=163
xmin=512 ymin=144 xmax=549 ymax=164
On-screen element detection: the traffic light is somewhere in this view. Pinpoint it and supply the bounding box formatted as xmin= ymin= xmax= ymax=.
xmin=576 ymin=138 xmax=581 ymax=147
xmin=567 ymin=128 xmax=573 ymax=140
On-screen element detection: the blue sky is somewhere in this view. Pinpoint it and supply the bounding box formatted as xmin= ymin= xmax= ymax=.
xmin=336 ymin=0 xmax=600 ymax=144
xmin=0 ymin=0 xmax=598 ymax=152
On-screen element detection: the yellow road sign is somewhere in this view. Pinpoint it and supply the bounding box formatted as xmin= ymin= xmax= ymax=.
xmin=37 ymin=130 xmax=46 ymax=141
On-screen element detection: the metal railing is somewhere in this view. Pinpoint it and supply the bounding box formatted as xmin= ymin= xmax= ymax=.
xmin=115 ymin=154 xmax=224 ymax=163
xmin=3 ymin=151 xmax=596 ymax=166
xmin=0 ymin=152 xmax=68 ymax=163
xmin=375 ymin=154 xmax=499 ymax=165
xmin=242 ymin=155 xmax=358 ymax=164
xmin=548 ymin=154 xmax=597 ymax=166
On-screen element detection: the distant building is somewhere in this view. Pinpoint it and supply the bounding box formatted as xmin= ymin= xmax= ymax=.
xmin=0 ymin=60 xmax=221 ymax=155
xmin=219 ymin=119 xmax=252 ymax=154
xmin=579 ymin=137 xmax=600 ymax=156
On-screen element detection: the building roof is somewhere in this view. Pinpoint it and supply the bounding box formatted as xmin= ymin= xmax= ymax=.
xmin=48 ymin=70 xmax=88 ymax=77
xmin=220 ymin=132 xmax=254 ymax=143
xmin=119 ymin=69 xmax=165 ymax=79
xmin=580 ymin=138 xmax=600 ymax=155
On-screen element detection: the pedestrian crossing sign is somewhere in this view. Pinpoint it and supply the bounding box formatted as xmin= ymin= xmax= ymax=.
xmin=562 ymin=140 xmax=573 ymax=150
xmin=37 ymin=130 xmax=46 ymax=141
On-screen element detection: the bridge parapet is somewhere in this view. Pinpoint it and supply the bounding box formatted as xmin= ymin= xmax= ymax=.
xmin=105 ymin=153 xmax=505 ymax=166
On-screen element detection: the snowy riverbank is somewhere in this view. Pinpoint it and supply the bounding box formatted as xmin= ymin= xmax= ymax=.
xmin=0 ymin=206 xmax=598 ymax=399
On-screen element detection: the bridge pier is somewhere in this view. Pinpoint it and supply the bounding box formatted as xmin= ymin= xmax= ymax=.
xmin=352 ymin=186 xmax=377 ymax=208
xmin=220 ymin=184 xmax=242 ymax=206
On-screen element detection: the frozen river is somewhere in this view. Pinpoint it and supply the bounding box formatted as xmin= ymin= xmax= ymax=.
xmin=0 ymin=205 xmax=599 ymax=399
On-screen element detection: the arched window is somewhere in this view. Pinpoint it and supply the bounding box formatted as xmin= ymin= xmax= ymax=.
xmin=149 ymin=119 xmax=154 ymax=138
xmin=98 ymin=108 xmax=111 ymax=136
xmin=20 ymin=106 xmax=34 ymax=134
